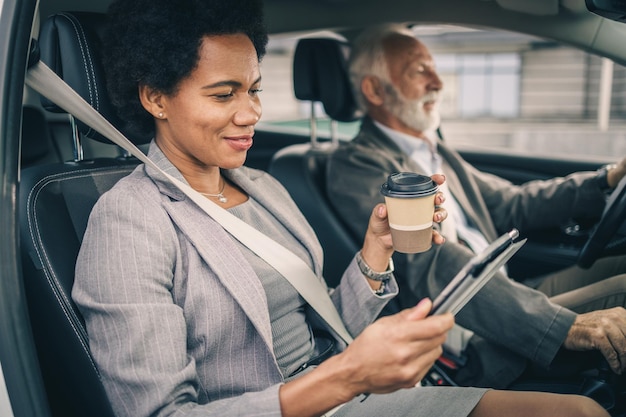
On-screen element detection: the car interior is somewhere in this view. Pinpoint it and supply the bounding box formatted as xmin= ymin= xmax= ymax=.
xmin=5 ymin=0 xmax=626 ymax=416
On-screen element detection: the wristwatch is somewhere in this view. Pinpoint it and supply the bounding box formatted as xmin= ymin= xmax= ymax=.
xmin=596 ymin=163 xmax=617 ymax=192
xmin=356 ymin=251 xmax=394 ymax=281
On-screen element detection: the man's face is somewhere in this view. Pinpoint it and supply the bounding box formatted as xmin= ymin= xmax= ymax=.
xmin=382 ymin=35 xmax=443 ymax=134
xmin=383 ymin=80 xmax=441 ymax=134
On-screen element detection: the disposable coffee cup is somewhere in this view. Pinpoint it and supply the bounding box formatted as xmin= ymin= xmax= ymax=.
xmin=380 ymin=172 xmax=438 ymax=253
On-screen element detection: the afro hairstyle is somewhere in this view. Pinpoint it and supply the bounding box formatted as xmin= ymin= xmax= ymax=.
xmin=102 ymin=0 xmax=268 ymax=139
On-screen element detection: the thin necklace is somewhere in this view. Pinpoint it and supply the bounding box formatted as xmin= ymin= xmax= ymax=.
xmin=200 ymin=179 xmax=227 ymax=203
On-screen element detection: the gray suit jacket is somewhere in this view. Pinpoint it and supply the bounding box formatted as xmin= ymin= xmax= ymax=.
xmin=326 ymin=117 xmax=603 ymax=387
xmin=73 ymin=142 xmax=396 ymax=417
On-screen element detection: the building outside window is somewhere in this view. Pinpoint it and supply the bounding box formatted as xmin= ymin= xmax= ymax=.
xmin=435 ymin=52 xmax=521 ymax=119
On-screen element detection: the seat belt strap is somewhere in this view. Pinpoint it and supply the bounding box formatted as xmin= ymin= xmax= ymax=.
xmin=25 ymin=60 xmax=354 ymax=344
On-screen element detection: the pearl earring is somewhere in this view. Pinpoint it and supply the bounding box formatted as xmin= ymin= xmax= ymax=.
xmin=158 ymin=112 xmax=164 ymax=118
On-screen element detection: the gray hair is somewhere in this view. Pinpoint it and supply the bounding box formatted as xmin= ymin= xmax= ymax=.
xmin=348 ymin=23 xmax=416 ymax=112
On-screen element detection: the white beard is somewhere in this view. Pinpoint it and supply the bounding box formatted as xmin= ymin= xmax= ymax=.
xmin=385 ymin=85 xmax=441 ymax=133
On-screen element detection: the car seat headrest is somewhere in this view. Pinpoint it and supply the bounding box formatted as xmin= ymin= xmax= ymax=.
xmin=293 ymin=38 xmax=360 ymax=123
xmin=38 ymin=12 xmax=151 ymax=145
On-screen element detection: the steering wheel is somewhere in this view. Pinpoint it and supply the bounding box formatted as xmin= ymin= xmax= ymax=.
xmin=578 ymin=175 xmax=626 ymax=268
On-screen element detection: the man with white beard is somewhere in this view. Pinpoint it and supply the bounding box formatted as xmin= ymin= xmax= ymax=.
xmin=326 ymin=23 xmax=626 ymax=390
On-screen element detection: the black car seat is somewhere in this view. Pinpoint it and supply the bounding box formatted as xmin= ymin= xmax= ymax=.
xmin=20 ymin=105 xmax=60 ymax=168
xmin=269 ymin=38 xmax=362 ymax=288
xmin=19 ymin=12 xmax=151 ymax=417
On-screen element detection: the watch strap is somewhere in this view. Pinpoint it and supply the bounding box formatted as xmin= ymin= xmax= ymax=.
xmin=356 ymin=251 xmax=394 ymax=281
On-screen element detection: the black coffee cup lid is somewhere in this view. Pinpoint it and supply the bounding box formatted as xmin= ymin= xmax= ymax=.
xmin=380 ymin=172 xmax=438 ymax=198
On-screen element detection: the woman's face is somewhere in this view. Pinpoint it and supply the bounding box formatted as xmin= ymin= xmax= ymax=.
xmin=152 ymin=33 xmax=262 ymax=172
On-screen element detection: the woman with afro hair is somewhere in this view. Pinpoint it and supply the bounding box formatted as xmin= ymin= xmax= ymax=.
xmin=72 ymin=0 xmax=608 ymax=416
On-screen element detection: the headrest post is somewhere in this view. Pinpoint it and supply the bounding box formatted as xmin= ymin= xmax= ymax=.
xmin=69 ymin=115 xmax=85 ymax=162
xmin=330 ymin=120 xmax=339 ymax=147
xmin=309 ymin=101 xmax=319 ymax=148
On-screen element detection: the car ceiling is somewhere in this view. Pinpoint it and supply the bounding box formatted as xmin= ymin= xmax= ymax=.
xmin=35 ymin=0 xmax=626 ymax=65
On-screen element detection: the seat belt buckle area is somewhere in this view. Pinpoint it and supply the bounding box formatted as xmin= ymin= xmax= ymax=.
xmin=421 ymin=350 xmax=467 ymax=387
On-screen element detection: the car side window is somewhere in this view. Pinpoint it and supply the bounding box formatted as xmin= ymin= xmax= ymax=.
xmin=260 ymin=25 xmax=626 ymax=161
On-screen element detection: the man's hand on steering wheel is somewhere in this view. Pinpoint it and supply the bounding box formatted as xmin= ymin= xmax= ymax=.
xmin=578 ymin=156 xmax=626 ymax=268
xmin=607 ymin=157 xmax=626 ymax=189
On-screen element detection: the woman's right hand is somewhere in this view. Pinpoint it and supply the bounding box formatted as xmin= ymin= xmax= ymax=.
xmin=328 ymin=298 xmax=453 ymax=397
xmin=278 ymin=298 xmax=453 ymax=417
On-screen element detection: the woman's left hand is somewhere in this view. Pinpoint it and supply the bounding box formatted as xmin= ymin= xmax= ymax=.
xmin=431 ymin=173 xmax=447 ymax=246
xmin=360 ymin=173 xmax=449 ymax=273
xmin=359 ymin=203 xmax=394 ymax=276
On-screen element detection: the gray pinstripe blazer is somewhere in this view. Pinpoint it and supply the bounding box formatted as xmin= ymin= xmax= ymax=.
xmin=73 ymin=142 xmax=397 ymax=417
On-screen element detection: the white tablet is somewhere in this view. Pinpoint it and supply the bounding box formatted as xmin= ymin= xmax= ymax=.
xmin=431 ymin=229 xmax=526 ymax=316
